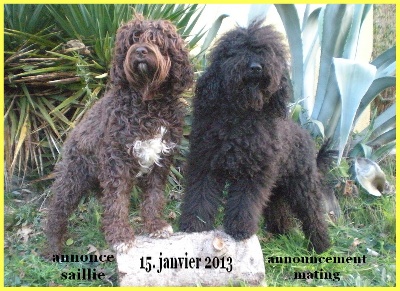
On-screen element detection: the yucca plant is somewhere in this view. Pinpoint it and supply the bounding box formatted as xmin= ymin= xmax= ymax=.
xmin=4 ymin=4 xmax=224 ymax=189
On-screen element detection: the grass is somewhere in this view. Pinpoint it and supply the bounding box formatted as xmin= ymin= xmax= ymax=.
xmin=3 ymin=156 xmax=396 ymax=287
xmin=260 ymin=194 xmax=396 ymax=287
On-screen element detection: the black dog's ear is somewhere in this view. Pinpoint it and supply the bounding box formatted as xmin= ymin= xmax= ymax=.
xmin=267 ymin=73 xmax=292 ymax=118
xmin=195 ymin=68 xmax=222 ymax=102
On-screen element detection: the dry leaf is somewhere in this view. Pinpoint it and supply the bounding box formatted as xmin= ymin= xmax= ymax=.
xmin=343 ymin=180 xmax=356 ymax=196
xmin=87 ymin=244 xmax=100 ymax=257
xmin=17 ymin=226 xmax=33 ymax=243
xmin=352 ymin=238 xmax=362 ymax=247
xmin=168 ymin=211 xmax=177 ymax=220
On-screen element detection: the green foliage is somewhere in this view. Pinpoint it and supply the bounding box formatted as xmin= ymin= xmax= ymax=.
xmin=4 ymin=4 xmax=53 ymax=46
xmin=270 ymin=4 xmax=396 ymax=163
xmin=4 ymin=4 xmax=223 ymax=187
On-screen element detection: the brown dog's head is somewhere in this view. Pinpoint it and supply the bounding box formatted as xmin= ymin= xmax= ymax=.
xmin=110 ymin=14 xmax=193 ymax=100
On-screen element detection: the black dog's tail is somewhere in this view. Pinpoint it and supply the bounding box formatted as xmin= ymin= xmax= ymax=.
xmin=316 ymin=139 xmax=338 ymax=174
xmin=316 ymin=139 xmax=341 ymax=220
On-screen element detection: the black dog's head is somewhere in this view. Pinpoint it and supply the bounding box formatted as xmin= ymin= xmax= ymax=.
xmin=110 ymin=14 xmax=193 ymax=100
xmin=198 ymin=21 xmax=290 ymax=116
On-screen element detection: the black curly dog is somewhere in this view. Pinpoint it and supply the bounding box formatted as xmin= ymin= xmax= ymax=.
xmin=179 ymin=22 xmax=330 ymax=253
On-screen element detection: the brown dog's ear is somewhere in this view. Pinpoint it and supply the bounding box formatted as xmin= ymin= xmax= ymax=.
xmin=109 ymin=22 xmax=134 ymax=85
xmin=170 ymin=54 xmax=193 ymax=95
xmin=166 ymin=38 xmax=194 ymax=96
xmin=109 ymin=15 xmax=146 ymax=85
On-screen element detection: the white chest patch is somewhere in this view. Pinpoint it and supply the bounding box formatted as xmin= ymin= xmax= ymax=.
xmin=127 ymin=126 xmax=176 ymax=177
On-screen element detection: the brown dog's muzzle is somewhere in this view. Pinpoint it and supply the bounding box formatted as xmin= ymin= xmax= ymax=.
xmin=123 ymin=43 xmax=171 ymax=101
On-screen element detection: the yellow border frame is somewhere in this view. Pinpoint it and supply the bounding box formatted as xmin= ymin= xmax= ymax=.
xmin=1 ymin=2 xmax=398 ymax=289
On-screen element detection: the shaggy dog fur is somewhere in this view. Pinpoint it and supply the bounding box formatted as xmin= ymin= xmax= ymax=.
xmin=45 ymin=14 xmax=193 ymax=255
xmin=179 ymin=22 xmax=330 ymax=253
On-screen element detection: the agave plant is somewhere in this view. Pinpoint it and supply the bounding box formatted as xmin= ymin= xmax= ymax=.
xmin=4 ymin=4 xmax=225 ymax=188
xmin=249 ymin=4 xmax=395 ymax=164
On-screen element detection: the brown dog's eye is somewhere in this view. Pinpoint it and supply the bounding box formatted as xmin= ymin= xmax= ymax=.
xmin=133 ymin=31 xmax=141 ymax=42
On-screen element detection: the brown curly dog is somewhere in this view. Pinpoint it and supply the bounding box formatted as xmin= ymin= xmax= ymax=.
xmin=45 ymin=14 xmax=193 ymax=256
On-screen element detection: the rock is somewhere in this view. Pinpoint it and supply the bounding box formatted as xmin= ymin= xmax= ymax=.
xmin=117 ymin=230 xmax=266 ymax=286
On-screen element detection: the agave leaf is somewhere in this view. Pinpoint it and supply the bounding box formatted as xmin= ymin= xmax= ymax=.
xmin=355 ymin=76 xmax=395 ymax=122
xmin=247 ymin=4 xmax=271 ymax=24
xmin=275 ymin=4 xmax=303 ymax=102
xmin=371 ymin=47 xmax=396 ymax=79
xmin=312 ymin=5 xmax=355 ymax=122
xmin=371 ymin=140 xmax=396 ymax=161
xmin=302 ymin=7 xmax=321 ymax=114
xmin=365 ymin=103 xmax=396 ymax=143
xmin=367 ymin=128 xmax=396 ymax=147
xmin=352 ymin=103 xmax=395 ymax=153
xmin=342 ymin=5 xmax=369 ymax=59
xmin=302 ymin=8 xmax=321 ymax=64
xmin=360 ymin=4 xmax=372 ymax=23
xmin=371 ymin=46 xmax=396 ymax=70
xmin=368 ymin=115 xmax=396 ymax=143
xmin=371 ymin=103 xmax=396 ymax=132
xmin=333 ymin=57 xmax=376 ymax=162
xmin=308 ymin=118 xmax=325 ymax=138
xmin=350 ymin=143 xmax=373 ymax=159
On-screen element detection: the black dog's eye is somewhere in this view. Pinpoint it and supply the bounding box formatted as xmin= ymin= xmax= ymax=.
xmin=224 ymin=51 xmax=237 ymax=59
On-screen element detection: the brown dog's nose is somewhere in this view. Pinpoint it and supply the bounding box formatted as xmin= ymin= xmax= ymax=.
xmin=136 ymin=47 xmax=148 ymax=56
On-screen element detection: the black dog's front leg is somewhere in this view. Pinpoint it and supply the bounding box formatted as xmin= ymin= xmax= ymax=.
xmin=223 ymin=178 xmax=270 ymax=240
xmin=179 ymin=169 xmax=225 ymax=232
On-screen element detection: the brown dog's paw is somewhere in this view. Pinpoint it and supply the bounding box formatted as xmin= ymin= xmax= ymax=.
xmin=113 ymin=240 xmax=135 ymax=253
xmin=149 ymin=224 xmax=173 ymax=239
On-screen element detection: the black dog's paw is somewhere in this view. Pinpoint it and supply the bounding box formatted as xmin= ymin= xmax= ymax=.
xmin=225 ymin=229 xmax=253 ymax=241
xmin=308 ymin=235 xmax=331 ymax=254
xmin=179 ymin=216 xmax=213 ymax=233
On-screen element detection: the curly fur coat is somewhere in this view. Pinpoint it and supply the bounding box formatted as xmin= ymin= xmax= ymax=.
xmin=179 ymin=21 xmax=330 ymax=254
xmin=45 ymin=14 xmax=193 ymax=256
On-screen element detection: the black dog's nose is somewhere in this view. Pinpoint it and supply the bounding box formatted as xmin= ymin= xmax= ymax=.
xmin=136 ymin=47 xmax=148 ymax=56
xmin=250 ymin=62 xmax=263 ymax=73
